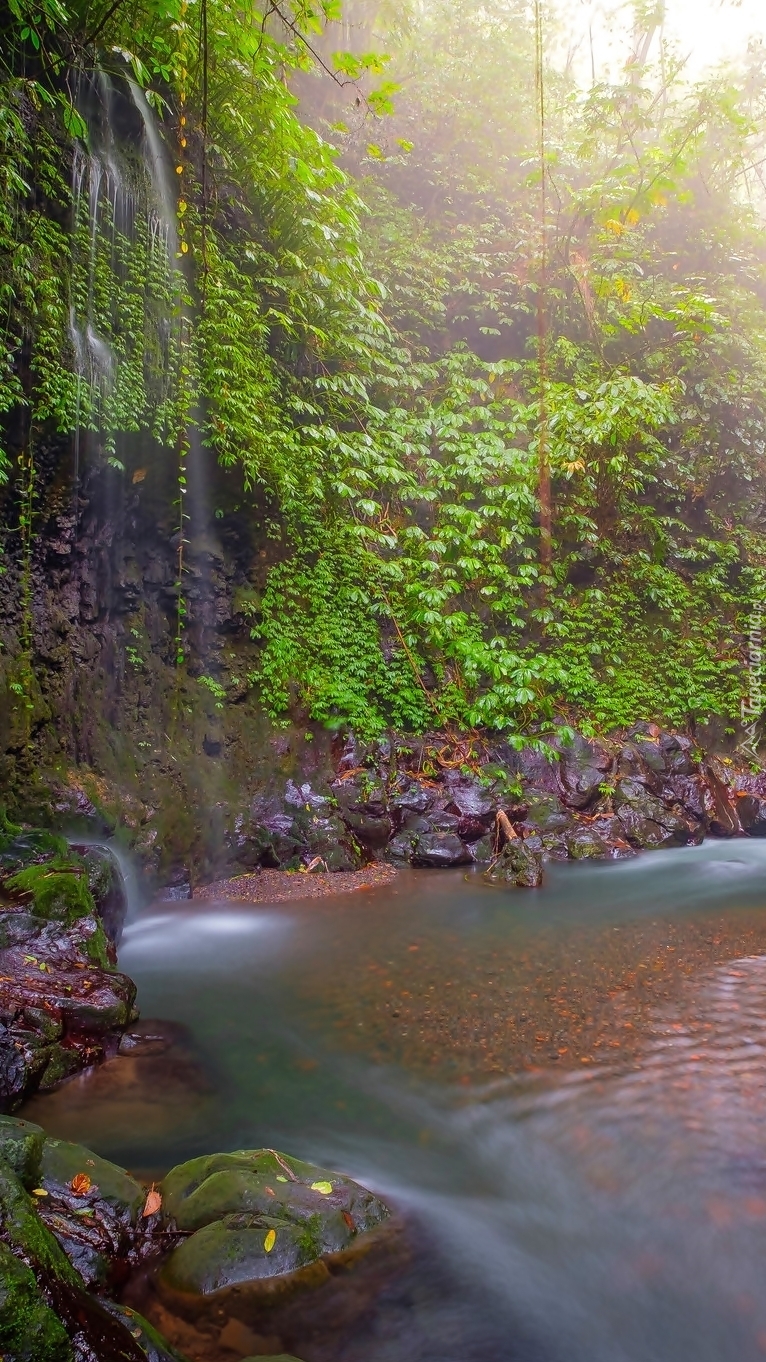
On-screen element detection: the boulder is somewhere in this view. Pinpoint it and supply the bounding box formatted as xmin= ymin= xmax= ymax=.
xmin=410 ymin=834 xmax=471 ymax=868
xmin=35 ymin=1137 xmax=146 ymax=1287
xmin=384 ymin=832 xmax=418 ymax=864
xmin=388 ymin=779 xmax=435 ymax=816
xmin=522 ymin=793 xmax=572 ymax=835
xmin=556 ymin=735 xmax=614 ymax=811
xmin=736 ymin=793 xmax=766 ymax=836
xmin=0 ymin=1158 xmax=170 ymax=1362
xmin=159 ymin=1149 xmax=390 ymax=1306
xmin=565 ymin=826 xmax=612 ymax=860
xmin=702 ymin=760 xmax=742 ymax=837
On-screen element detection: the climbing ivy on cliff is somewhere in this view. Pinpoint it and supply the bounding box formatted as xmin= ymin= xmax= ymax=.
xmin=1 ymin=0 xmax=766 ymax=739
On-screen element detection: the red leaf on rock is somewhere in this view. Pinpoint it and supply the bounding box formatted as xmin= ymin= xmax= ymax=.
xmin=142 ymin=1187 xmax=162 ymax=1217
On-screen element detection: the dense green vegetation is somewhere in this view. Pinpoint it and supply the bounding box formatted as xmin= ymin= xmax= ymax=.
xmin=1 ymin=0 xmax=765 ymax=740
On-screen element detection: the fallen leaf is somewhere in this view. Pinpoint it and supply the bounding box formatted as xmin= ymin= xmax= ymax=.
xmin=264 ymin=1228 xmax=276 ymax=1253
xmin=311 ymin=1180 xmax=333 ymax=1195
xmin=142 ymin=1187 xmax=162 ymax=1217
xmin=132 ymin=468 xmax=147 ymax=484
xmin=276 ymin=1175 xmax=288 ymax=1183
xmin=70 ymin=1173 xmax=92 ymax=1196
xmin=342 ymin=1210 xmax=355 ymax=1230
xmin=32 ymin=1188 xmax=49 ymax=1197
xmin=264 ymin=1186 xmax=276 ymax=1197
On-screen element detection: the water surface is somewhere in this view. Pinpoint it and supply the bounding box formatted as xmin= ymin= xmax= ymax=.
xmin=26 ymin=841 xmax=766 ymax=1361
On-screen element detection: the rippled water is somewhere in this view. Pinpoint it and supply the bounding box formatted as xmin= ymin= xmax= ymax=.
xmin=24 ymin=840 xmax=766 ymax=1361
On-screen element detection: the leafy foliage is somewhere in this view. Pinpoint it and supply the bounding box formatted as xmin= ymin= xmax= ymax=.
xmin=1 ymin=0 xmax=765 ymax=738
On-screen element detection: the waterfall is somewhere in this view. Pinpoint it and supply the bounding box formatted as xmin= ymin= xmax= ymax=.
xmin=68 ymin=67 xmax=179 ymax=489
xmin=126 ymin=79 xmax=180 ymax=264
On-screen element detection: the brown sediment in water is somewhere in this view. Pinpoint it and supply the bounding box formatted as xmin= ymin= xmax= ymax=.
xmin=192 ymin=863 xmax=398 ymax=905
xmin=302 ymin=897 xmax=766 ymax=1081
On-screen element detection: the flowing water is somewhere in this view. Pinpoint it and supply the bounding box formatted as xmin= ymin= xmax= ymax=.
xmin=25 ymin=840 xmax=766 ymax=1361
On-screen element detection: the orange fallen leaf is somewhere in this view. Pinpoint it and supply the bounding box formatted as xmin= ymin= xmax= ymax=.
xmin=264 ymin=1186 xmax=276 ymax=1197
xmin=342 ymin=1210 xmax=355 ymax=1230
xmin=142 ymin=1187 xmax=162 ymax=1217
xmin=70 ymin=1173 xmax=92 ymax=1196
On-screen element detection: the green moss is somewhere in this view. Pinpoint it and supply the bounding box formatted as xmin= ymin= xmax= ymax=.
xmin=0 ymin=831 xmax=69 ymax=875
xmin=83 ymin=918 xmax=111 ymax=969
xmin=5 ymin=859 xmax=95 ymax=925
xmin=295 ymin=1212 xmax=323 ymax=1264
xmin=0 ymin=1165 xmax=82 ymax=1290
xmin=0 ymin=1115 xmax=45 ymax=1187
xmin=0 ymin=1241 xmax=73 ymax=1362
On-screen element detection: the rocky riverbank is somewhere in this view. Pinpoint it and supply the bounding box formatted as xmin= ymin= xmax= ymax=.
xmin=175 ymin=723 xmax=765 ymax=892
xmin=0 ymin=820 xmax=135 ymax=1110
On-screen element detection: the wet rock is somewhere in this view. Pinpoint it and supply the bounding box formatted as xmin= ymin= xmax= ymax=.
xmin=540 ymin=832 xmax=570 ymax=860
xmin=556 ymin=735 xmax=614 ymax=811
xmin=736 ymin=793 xmax=766 ymax=835
xmin=0 ymin=1114 xmax=45 ymax=1186
xmin=0 ymin=1158 xmax=168 ymax=1362
xmin=385 ymin=832 xmax=419 ymax=864
xmin=388 ymin=780 xmax=435 ymax=816
xmin=0 ymin=1238 xmax=72 ymax=1362
xmin=0 ymin=833 xmax=137 ymax=1107
xmin=587 ymin=815 xmax=635 ymax=858
xmin=565 ymin=825 xmax=612 ymax=860
xmin=443 ymin=774 xmax=496 ymax=822
xmin=340 ymin=811 xmax=393 ymax=849
xmin=484 ymin=840 xmax=543 ymax=888
xmin=102 ymin=1301 xmax=187 ymax=1361
xmin=613 ymin=780 xmax=702 ymax=846
xmin=522 ymin=793 xmax=572 ymax=835
xmin=663 ymin=774 xmax=706 ymax=822
xmin=158 ymin=1149 xmax=390 ymax=1307
xmin=410 ymin=834 xmax=471 ymax=868
xmin=702 ymin=760 xmax=742 ymax=837
xmin=468 ymin=834 xmax=495 ymax=863
xmin=659 ymin=732 xmax=698 ymax=776
xmin=35 ymin=1137 xmax=147 ymax=1286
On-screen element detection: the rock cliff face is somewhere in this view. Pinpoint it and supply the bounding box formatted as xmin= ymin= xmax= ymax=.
xmin=0 ymin=444 xmax=761 ymax=893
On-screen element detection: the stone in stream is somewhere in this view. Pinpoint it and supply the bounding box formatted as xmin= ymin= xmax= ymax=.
xmin=483 ymin=839 xmax=543 ymax=888
xmin=154 ymin=1148 xmax=401 ymax=1344
xmin=159 ymin=1148 xmax=389 ymax=1287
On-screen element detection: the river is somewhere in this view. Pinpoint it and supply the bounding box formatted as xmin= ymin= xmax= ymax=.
xmin=23 ymin=840 xmax=766 ymax=1361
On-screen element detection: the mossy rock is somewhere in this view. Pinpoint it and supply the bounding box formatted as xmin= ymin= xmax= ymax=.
xmin=159 ymin=1149 xmax=390 ymax=1304
xmin=4 ymin=860 xmax=95 ymax=925
xmin=160 ymin=1212 xmax=339 ymax=1295
xmin=484 ymin=840 xmax=543 ymax=888
xmin=0 ymin=1239 xmax=73 ymax=1362
xmin=161 ymin=1149 xmax=388 ymax=1237
xmin=40 ymin=1138 xmax=145 ymax=1224
xmin=0 ymin=831 xmax=69 ymax=877
xmin=0 ymin=1159 xmax=184 ymax=1361
xmin=102 ymin=1301 xmax=188 ymax=1362
xmin=0 ymin=1114 xmax=45 ymax=1187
